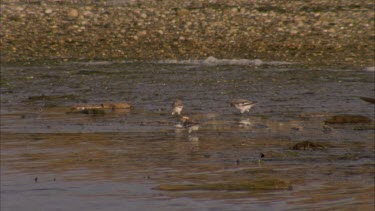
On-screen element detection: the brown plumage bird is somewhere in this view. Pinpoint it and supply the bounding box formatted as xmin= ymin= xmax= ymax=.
xmin=180 ymin=116 xmax=199 ymax=133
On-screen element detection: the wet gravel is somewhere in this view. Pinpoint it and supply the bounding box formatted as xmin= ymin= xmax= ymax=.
xmin=1 ymin=0 xmax=374 ymax=66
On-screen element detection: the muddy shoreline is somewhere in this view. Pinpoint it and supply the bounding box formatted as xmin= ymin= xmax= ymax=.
xmin=1 ymin=55 xmax=374 ymax=210
xmin=1 ymin=0 xmax=374 ymax=66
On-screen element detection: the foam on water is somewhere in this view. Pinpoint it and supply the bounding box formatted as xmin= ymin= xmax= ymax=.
xmin=155 ymin=56 xmax=294 ymax=66
xmin=67 ymin=56 xmax=293 ymax=66
xmin=363 ymin=66 xmax=375 ymax=72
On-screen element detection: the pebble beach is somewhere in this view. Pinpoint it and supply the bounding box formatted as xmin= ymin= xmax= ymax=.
xmin=1 ymin=0 xmax=374 ymax=66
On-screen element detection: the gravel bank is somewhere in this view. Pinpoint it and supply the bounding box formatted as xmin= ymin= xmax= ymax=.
xmin=1 ymin=0 xmax=374 ymax=66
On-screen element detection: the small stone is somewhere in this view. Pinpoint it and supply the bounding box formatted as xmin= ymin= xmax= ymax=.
xmin=15 ymin=6 xmax=25 ymax=12
xmin=137 ymin=30 xmax=147 ymax=37
xmin=231 ymin=8 xmax=238 ymax=13
xmin=140 ymin=13 xmax=147 ymax=19
xmin=68 ymin=9 xmax=79 ymax=18
xmin=45 ymin=8 xmax=53 ymax=14
xmin=177 ymin=9 xmax=189 ymax=16
xmin=253 ymin=59 xmax=263 ymax=66
xmin=82 ymin=11 xmax=93 ymax=18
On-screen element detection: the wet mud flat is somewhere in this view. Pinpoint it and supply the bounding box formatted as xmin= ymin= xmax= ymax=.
xmin=1 ymin=62 xmax=374 ymax=210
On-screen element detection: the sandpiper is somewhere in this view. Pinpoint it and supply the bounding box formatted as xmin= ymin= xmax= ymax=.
xmin=172 ymin=99 xmax=183 ymax=115
xmin=180 ymin=116 xmax=199 ymax=133
xmin=230 ymin=99 xmax=257 ymax=113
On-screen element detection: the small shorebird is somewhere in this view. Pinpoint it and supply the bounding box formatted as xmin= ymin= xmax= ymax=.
xmin=180 ymin=116 xmax=199 ymax=133
xmin=230 ymin=99 xmax=257 ymax=113
xmin=172 ymin=99 xmax=183 ymax=115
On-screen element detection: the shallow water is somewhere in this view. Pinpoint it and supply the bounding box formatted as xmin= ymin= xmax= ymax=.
xmin=1 ymin=61 xmax=374 ymax=210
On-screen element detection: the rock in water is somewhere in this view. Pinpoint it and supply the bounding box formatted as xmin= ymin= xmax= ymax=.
xmin=68 ymin=9 xmax=79 ymax=19
xmin=359 ymin=97 xmax=375 ymax=104
xmin=203 ymin=56 xmax=219 ymax=65
xmin=324 ymin=115 xmax=372 ymax=124
xmin=290 ymin=141 xmax=326 ymax=150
